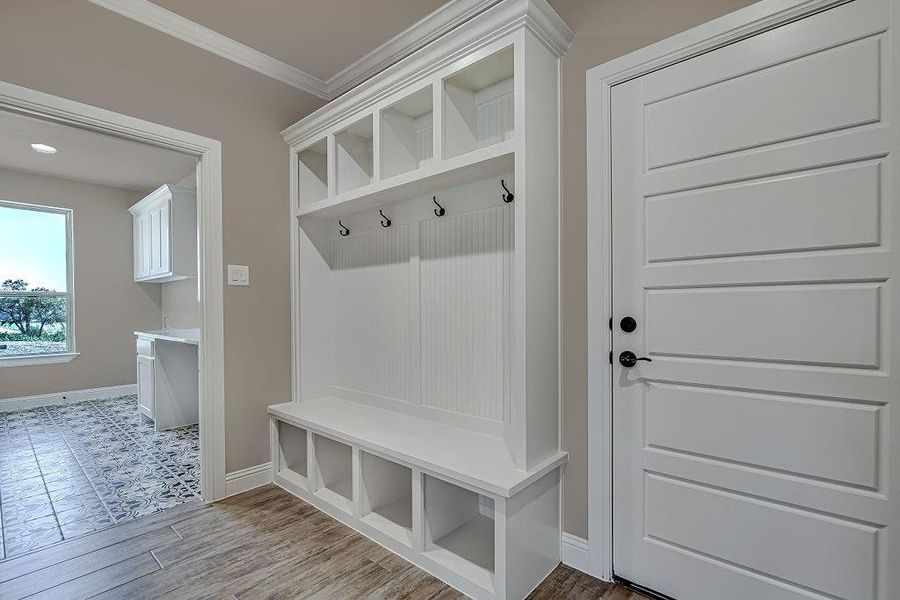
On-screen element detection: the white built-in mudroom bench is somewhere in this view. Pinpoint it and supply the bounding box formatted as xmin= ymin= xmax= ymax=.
xmin=268 ymin=2 xmax=573 ymax=598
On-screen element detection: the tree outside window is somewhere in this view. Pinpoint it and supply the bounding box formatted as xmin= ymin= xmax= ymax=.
xmin=0 ymin=201 xmax=73 ymax=359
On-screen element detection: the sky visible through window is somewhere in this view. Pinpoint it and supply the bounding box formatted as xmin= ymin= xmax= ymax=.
xmin=0 ymin=204 xmax=68 ymax=291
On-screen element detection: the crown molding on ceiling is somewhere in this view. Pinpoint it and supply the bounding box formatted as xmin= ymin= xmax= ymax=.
xmin=85 ymin=0 xmax=330 ymax=99
xmin=87 ymin=0 xmax=540 ymax=102
xmin=326 ymin=0 xmax=502 ymax=98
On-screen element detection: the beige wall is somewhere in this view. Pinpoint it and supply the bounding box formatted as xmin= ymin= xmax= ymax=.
xmin=0 ymin=168 xmax=162 ymax=399
xmin=0 ymin=0 xmax=324 ymax=472
xmin=162 ymin=279 xmax=200 ymax=330
xmin=548 ymin=0 xmax=759 ymax=538
xmin=0 ymin=0 xmax=765 ymax=519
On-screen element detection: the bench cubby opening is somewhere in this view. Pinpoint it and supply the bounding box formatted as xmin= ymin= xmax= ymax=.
xmin=297 ymin=138 xmax=328 ymax=206
xmin=424 ymin=474 xmax=495 ymax=591
xmin=312 ymin=434 xmax=354 ymax=515
xmin=360 ymin=451 xmax=414 ymax=546
xmin=443 ymin=46 xmax=514 ymax=159
xmin=275 ymin=421 xmax=308 ymax=490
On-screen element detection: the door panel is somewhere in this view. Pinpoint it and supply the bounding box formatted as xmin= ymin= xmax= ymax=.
xmin=645 ymin=474 xmax=878 ymax=600
xmin=646 ymin=384 xmax=880 ymax=487
xmin=645 ymin=283 xmax=880 ymax=367
xmin=611 ymin=1 xmax=896 ymax=598
xmin=645 ymin=161 xmax=881 ymax=262
xmin=645 ymin=35 xmax=881 ymax=168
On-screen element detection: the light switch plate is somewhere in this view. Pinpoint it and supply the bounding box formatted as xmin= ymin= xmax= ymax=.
xmin=227 ymin=264 xmax=250 ymax=286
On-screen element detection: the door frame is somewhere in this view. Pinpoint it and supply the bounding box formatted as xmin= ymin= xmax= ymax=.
xmin=0 ymin=80 xmax=228 ymax=502
xmin=585 ymin=0 xmax=860 ymax=580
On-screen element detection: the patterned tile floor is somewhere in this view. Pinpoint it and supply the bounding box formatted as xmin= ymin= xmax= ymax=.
xmin=0 ymin=395 xmax=200 ymax=559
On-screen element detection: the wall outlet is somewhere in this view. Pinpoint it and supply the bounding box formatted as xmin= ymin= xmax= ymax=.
xmin=227 ymin=264 xmax=250 ymax=286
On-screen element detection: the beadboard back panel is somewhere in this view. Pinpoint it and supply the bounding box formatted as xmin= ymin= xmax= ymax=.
xmin=332 ymin=225 xmax=411 ymax=402
xmin=476 ymin=81 xmax=514 ymax=148
xmin=420 ymin=204 xmax=514 ymax=422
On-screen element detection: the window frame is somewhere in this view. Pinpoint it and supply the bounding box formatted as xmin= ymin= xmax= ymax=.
xmin=0 ymin=199 xmax=77 ymax=367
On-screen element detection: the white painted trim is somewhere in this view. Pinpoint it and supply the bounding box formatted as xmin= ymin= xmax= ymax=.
xmin=0 ymin=80 xmax=227 ymax=503
xmin=0 ymin=383 xmax=136 ymax=412
xmin=585 ymin=0 xmax=854 ymax=583
xmin=327 ymin=0 xmax=502 ymax=98
xmin=224 ymin=462 xmax=273 ymax=497
xmin=84 ymin=0 xmax=329 ymax=99
xmin=0 ymin=352 xmax=79 ymax=368
xmin=560 ymin=533 xmax=590 ymax=573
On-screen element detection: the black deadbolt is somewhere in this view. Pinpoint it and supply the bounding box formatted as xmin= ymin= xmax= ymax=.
xmin=620 ymin=316 xmax=637 ymax=333
xmin=619 ymin=351 xmax=653 ymax=368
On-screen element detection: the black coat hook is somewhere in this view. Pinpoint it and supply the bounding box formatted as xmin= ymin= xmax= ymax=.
xmin=501 ymin=179 xmax=514 ymax=203
xmin=339 ymin=220 xmax=350 ymax=237
xmin=433 ymin=196 xmax=445 ymax=217
xmin=379 ymin=209 xmax=391 ymax=228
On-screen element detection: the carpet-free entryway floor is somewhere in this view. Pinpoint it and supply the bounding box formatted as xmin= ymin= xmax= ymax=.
xmin=0 ymin=395 xmax=199 ymax=560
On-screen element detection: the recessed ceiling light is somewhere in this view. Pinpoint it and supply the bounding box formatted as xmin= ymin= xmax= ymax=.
xmin=30 ymin=143 xmax=58 ymax=154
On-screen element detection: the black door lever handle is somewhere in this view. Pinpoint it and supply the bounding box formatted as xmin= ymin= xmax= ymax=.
xmin=619 ymin=351 xmax=652 ymax=368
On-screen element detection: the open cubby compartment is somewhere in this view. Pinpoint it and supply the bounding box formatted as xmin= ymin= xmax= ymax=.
xmin=380 ymin=85 xmax=434 ymax=179
xmin=360 ymin=452 xmax=413 ymax=546
xmin=424 ymin=474 xmax=495 ymax=592
xmin=297 ymin=138 xmax=329 ymax=206
xmin=312 ymin=433 xmax=354 ymax=515
xmin=443 ymin=46 xmax=514 ymax=159
xmin=335 ymin=115 xmax=374 ymax=194
xmin=275 ymin=421 xmax=308 ymax=487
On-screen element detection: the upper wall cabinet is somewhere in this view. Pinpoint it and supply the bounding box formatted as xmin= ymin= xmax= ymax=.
xmin=129 ymin=184 xmax=197 ymax=283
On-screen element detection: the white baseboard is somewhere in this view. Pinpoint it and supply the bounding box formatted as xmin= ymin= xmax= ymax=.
xmin=561 ymin=532 xmax=590 ymax=573
xmin=225 ymin=462 xmax=272 ymax=497
xmin=0 ymin=383 xmax=137 ymax=412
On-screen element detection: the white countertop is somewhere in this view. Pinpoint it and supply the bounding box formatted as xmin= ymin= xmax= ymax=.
xmin=135 ymin=328 xmax=200 ymax=345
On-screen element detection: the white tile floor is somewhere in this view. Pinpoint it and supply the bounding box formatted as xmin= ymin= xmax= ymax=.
xmin=0 ymin=395 xmax=200 ymax=559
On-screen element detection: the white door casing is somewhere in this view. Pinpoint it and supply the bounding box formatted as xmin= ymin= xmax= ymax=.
xmin=596 ymin=0 xmax=898 ymax=598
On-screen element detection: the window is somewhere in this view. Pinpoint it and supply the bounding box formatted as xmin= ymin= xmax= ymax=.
xmin=0 ymin=200 xmax=75 ymax=365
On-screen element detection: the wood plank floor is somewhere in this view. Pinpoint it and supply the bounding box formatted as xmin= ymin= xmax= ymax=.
xmin=0 ymin=485 xmax=651 ymax=599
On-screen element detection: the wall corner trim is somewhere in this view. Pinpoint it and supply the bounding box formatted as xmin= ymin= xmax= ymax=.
xmin=0 ymin=384 xmax=137 ymax=413
xmin=224 ymin=462 xmax=273 ymax=497
xmin=561 ymin=533 xmax=591 ymax=574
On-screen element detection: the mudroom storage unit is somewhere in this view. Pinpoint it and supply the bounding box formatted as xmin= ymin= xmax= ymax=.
xmin=269 ymin=1 xmax=572 ymax=598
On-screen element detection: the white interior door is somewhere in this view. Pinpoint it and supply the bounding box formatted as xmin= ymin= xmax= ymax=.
xmin=611 ymin=0 xmax=897 ymax=598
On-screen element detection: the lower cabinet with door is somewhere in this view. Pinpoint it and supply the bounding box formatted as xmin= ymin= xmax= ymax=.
xmin=135 ymin=331 xmax=199 ymax=431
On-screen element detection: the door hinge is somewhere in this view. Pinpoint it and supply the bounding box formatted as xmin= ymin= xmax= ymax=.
xmin=609 ymin=316 xmax=613 ymax=330
xmin=609 ymin=350 xmax=613 ymax=365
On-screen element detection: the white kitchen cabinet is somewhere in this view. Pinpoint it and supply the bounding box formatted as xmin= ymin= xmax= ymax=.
xmin=135 ymin=330 xmax=199 ymax=430
xmin=136 ymin=352 xmax=155 ymax=420
xmin=129 ymin=184 xmax=196 ymax=283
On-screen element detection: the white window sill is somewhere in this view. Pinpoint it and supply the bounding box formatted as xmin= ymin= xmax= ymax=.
xmin=0 ymin=352 xmax=80 ymax=367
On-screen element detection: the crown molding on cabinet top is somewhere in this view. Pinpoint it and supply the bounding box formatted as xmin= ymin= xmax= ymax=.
xmin=86 ymin=0 xmax=560 ymax=103
xmin=327 ymin=0 xmax=503 ymax=98
xmin=281 ymin=0 xmax=574 ymax=146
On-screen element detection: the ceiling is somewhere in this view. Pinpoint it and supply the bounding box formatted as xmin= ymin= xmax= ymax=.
xmin=0 ymin=110 xmax=198 ymax=193
xmin=149 ymin=0 xmax=448 ymax=81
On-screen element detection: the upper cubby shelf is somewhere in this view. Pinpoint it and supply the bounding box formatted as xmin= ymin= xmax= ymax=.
xmin=297 ymin=139 xmax=328 ymax=207
xmin=443 ymin=47 xmax=514 ymax=159
xmin=381 ymin=86 xmax=434 ymax=179
xmin=297 ymin=140 xmax=513 ymax=219
xmin=336 ymin=115 xmax=374 ymax=195
xmin=291 ymin=46 xmax=517 ymax=219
